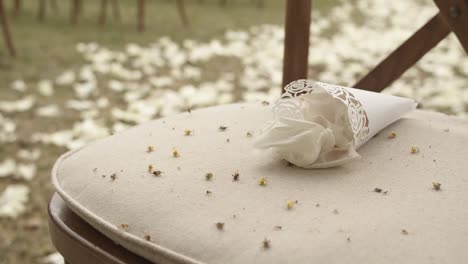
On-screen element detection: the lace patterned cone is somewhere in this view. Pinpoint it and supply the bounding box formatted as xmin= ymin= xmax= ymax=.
xmin=254 ymin=80 xmax=417 ymax=168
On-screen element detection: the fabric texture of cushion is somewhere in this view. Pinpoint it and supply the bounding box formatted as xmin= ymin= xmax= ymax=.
xmin=52 ymin=103 xmax=468 ymax=264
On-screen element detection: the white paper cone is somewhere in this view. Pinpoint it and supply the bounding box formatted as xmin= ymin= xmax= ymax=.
xmin=254 ymin=80 xmax=417 ymax=169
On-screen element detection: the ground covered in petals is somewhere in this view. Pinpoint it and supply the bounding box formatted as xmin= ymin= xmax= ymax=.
xmin=1 ymin=0 xmax=467 ymax=263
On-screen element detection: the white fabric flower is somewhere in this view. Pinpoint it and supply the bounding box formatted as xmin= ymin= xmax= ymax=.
xmin=255 ymin=87 xmax=358 ymax=168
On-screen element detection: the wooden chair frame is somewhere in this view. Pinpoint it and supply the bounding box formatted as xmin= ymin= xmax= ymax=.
xmin=282 ymin=0 xmax=468 ymax=92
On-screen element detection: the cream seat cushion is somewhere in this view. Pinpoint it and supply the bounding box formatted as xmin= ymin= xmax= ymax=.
xmin=52 ymin=103 xmax=468 ymax=264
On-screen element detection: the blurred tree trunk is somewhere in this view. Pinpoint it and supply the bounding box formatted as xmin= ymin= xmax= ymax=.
xmin=13 ymin=0 xmax=21 ymax=16
xmin=137 ymin=0 xmax=144 ymax=32
xmin=176 ymin=0 xmax=189 ymax=27
xmin=252 ymin=0 xmax=264 ymax=8
xmin=70 ymin=0 xmax=81 ymax=25
xmin=0 ymin=0 xmax=16 ymax=56
xmin=50 ymin=0 xmax=59 ymax=14
xmin=99 ymin=0 xmax=108 ymax=26
xmin=111 ymin=0 xmax=121 ymax=23
xmin=38 ymin=0 xmax=46 ymax=21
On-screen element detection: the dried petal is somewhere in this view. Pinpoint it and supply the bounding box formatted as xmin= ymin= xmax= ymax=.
xmin=263 ymin=238 xmax=270 ymax=249
xmin=205 ymin=172 xmax=213 ymax=181
xmin=216 ymin=222 xmax=224 ymax=230
xmin=152 ymin=170 xmax=163 ymax=176
xmin=173 ymin=149 xmax=180 ymax=158
xmin=232 ymin=171 xmax=239 ymax=181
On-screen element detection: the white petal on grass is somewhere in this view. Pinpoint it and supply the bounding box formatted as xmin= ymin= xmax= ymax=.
xmin=217 ymin=93 xmax=234 ymax=104
xmin=32 ymin=130 xmax=75 ymax=148
xmin=72 ymin=118 xmax=110 ymax=142
xmin=55 ymin=71 xmax=76 ymax=86
xmin=96 ymin=97 xmax=110 ymax=108
xmin=0 ymin=114 xmax=17 ymax=143
xmin=73 ymin=81 xmax=97 ymax=98
xmin=108 ymin=80 xmax=125 ymax=92
xmin=112 ymin=122 xmax=131 ymax=134
xmin=41 ymin=252 xmax=64 ymax=264
xmin=149 ymin=76 xmax=174 ymax=88
xmin=17 ymin=149 xmax=41 ymax=161
xmin=37 ymin=80 xmax=54 ymax=97
xmin=0 ymin=159 xmax=16 ymax=178
xmin=36 ymin=105 xmax=61 ymax=117
xmin=0 ymin=96 xmax=35 ymax=113
xmin=0 ymin=184 xmax=29 ymax=219
xmin=66 ymin=100 xmax=94 ymax=111
xmin=11 ymin=80 xmax=27 ymax=92
xmin=16 ymin=164 xmax=37 ymax=181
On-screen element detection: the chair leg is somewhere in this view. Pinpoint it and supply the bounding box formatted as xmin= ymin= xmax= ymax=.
xmin=282 ymin=0 xmax=312 ymax=90
xmin=0 ymin=0 xmax=16 ymax=57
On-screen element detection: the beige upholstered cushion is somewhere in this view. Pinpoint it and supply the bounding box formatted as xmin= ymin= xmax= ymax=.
xmin=52 ymin=103 xmax=468 ymax=264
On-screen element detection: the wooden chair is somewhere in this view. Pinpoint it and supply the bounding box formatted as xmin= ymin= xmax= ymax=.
xmin=48 ymin=0 xmax=468 ymax=263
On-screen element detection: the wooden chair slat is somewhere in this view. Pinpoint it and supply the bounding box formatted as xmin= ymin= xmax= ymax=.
xmin=282 ymin=0 xmax=311 ymax=90
xmin=353 ymin=13 xmax=450 ymax=92
xmin=48 ymin=193 xmax=153 ymax=264
xmin=434 ymin=0 xmax=468 ymax=53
